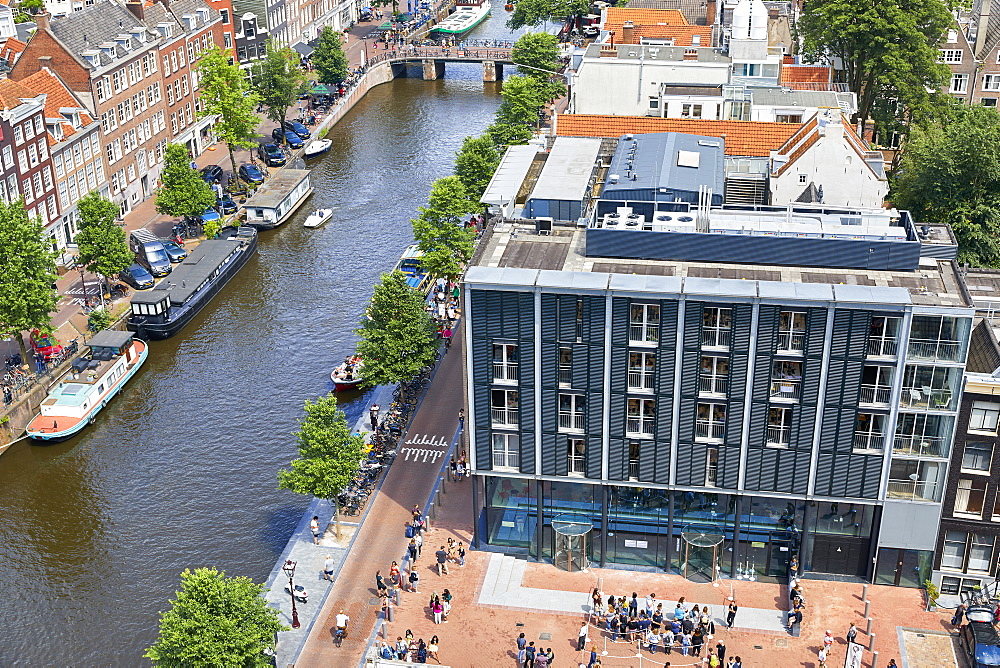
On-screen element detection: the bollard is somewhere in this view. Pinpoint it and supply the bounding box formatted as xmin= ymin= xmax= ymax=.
xmin=386 ymin=602 xmax=394 ymax=622
xmin=424 ymin=516 xmax=432 ymax=531
xmin=862 ymin=583 xmax=869 ymax=602
xmin=381 ymin=619 xmax=388 ymax=638
xmin=394 ymin=587 xmax=400 ymax=605
xmin=441 ymin=474 xmax=447 ymax=494
xmin=436 ymin=487 xmax=442 ymax=507
xmin=864 ymin=600 xmax=871 ymax=618
xmin=872 ymin=650 xmax=878 ymax=667
xmin=869 ymin=631 xmax=875 ymax=652
xmin=866 ymin=617 xmax=872 ymax=636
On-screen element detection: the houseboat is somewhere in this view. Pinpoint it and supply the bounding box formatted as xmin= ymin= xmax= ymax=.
xmin=432 ymin=0 xmax=491 ymax=35
xmin=243 ymin=169 xmax=313 ymax=230
xmin=127 ymin=226 xmax=258 ymax=340
xmin=25 ymin=330 xmax=149 ymax=442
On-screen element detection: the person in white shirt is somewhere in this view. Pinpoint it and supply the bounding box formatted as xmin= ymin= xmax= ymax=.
xmin=335 ymin=610 xmax=350 ymax=636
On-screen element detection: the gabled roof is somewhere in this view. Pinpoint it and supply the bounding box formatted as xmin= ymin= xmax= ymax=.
xmin=771 ymin=112 xmax=887 ymax=180
xmin=1 ymin=36 xmax=25 ymax=63
xmin=554 ymin=114 xmax=801 ymax=157
xmin=18 ymin=68 xmax=94 ymax=143
xmin=779 ymin=65 xmax=833 ymax=91
xmin=610 ymin=24 xmax=713 ymax=45
xmin=0 ymin=77 xmax=40 ymax=110
xmin=49 ymin=2 xmax=154 ymax=69
xmin=602 ymin=7 xmax=712 ymax=44
xmin=605 ymin=7 xmax=690 ymax=26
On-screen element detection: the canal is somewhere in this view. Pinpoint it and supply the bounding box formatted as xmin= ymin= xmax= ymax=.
xmin=0 ymin=9 xmax=524 ymax=662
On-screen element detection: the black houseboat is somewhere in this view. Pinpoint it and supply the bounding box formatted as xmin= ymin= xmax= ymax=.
xmin=127 ymin=226 xmax=258 ymax=340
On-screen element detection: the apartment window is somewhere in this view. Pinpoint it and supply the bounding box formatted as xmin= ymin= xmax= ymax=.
xmin=1 ymin=145 xmax=11 ymax=171
xmin=777 ymin=311 xmax=805 ymax=352
xmin=971 ymin=401 xmax=1000 ymax=433
xmin=696 ymin=402 xmax=725 ymax=441
xmin=955 ymin=478 xmax=988 ymax=518
xmin=680 ymin=103 xmax=702 ymax=118
xmin=16 ymin=150 xmax=26 ymax=172
xmin=941 ymin=576 xmax=983 ymax=597
xmin=559 ymin=347 xmax=572 ymax=386
xmin=629 ymin=303 xmax=660 ymax=344
xmin=702 ymin=307 xmax=732 ymax=347
xmin=648 ymin=97 xmax=659 ymax=111
xmin=13 ymin=125 xmax=22 ymax=144
xmin=706 ymin=447 xmax=718 ymax=487
xmin=567 ymin=438 xmax=585 ymax=475
xmin=170 ymin=113 xmax=178 ymax=134
xmin=220 ymin=8 xmax=230 ymax=23
xmin=492 ymin=343 xmax=518 ymax=383
xmin=951 ymin=73 xmax=969 ymax=94
xmin=940 ymin=49 xmax=963 ymax=63
xmin=868 ymin=316 xmax=900 ymax=356
xmin=491 ymin=389 xmax=519 ymax=426
xmin=95 ymin=77 xmax=109 ymax=102
xmin=767 ymin=407 xmax=791 ymax=446
xmin=628 ymin=441 xmax=641 ymax=480
xmin=42 ymin=167 xmax=52 ymax=191
xmin=859 ymin=365 xmax=893 ymax=406
xmin=776 ymin=114 xmax=802 ymax=123
xmin=627 ymin=398 xmax=656 ymax=436
xmin=23 ymin=121 xmax=33 ymax=140
xmin=559 ymin=393 xmax=585 ymax=431
xmin=770 ymin=360 xmax=802 ymax=401
xmin=224 ymin=33 xmax=233 ymax=49
xmin=993 ymin=495 xmax=1000 ymax=521
xmin=627 ymin=352 xmax=655 ymax=391
xmin=112 ymin=69 xmax=125 ymax=93
xmin=21 ymin=178 xmax=32 ymax=202
xmin=900 ymin=364 xmax=959 ymax=411
xmin=700 ymin=356 xmax=728 ymax=395
xmin=985 ymin=74 xmax=1000 ymax=91
xmin=942 ymin=531 xmax=967 ymax=569
xmin=963 ymin=442 xmax=994 ymax=472
xmin=491 ymin=433 xmax=519 ymax=469
xmin=854 ymin=413 xmax=885 ymax=452
xmin=895 ymin=412 xmax=951 ymax=457
xmin=798 ymin=173 xmax=807 ymax=184
xmin=969 ymin=534 xmax=995 ymax=572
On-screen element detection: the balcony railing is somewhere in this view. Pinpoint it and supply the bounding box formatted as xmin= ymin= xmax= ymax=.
xmin=702 ymin=328 xmax=731 ymax=348
xmin=628 ymin=370 xmax=655 ymax=391
xmin=900 ymin=387 xmax=955 ymax=411
xmin=853 ymin=432 xmax=885 ymax=452
xmin=559 ymin=412 xmax=585 ymax=431
xmin=893 ymin=434 xmax=947 ymax=458
xmin=907 ymin=339 xmax=962 ymax=362
xmin=491 ymin=408 xmax=519 ymax=426
xmin=696 ymin=420 xmax=725 ymax=440
xmin=706 ymin=463 xmax=718 ymax=487
xmin=568 ymin=455 xmax=585 ymax=475
xmin=867 ymin=337 xmax=898 ymax=357
xmin=627 ymin=417 xmax=655 ymax=436
xmin=629 ymin=324 xmax=659 ymax=344
xmin=776 ymin=330 xmax=805 ymax=353
xmin=628 ymin=460 xmax=640 ymax=480
xmin=492 ymin=362 xmax=519 ymax=383
xmin=770 ymin=378 xmax=801 ymax=401
xmin=766 ymin=425 xmax=790 ymax=445
xmin=492 ymin=452 xmax=519 ymax=469
xmin=699 ymin=376 xmax=728 ymax=395
xmin=859 ymin=384 xmax=892 ymax=406
xmin=559 ymin=366 xmax=572 ymax=386
xmin=886 ymin=479 xmax=941 ymax=502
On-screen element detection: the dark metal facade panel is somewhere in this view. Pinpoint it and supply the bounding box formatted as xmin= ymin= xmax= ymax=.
xmin=744 ymin=448 xmax=763 ymax=490
xmin=609 ymin=392 xmax=626 ymax=440
xmin=519 ymin=427 xmax=536 ymax=474
xmin=612 ymin=297 xmax=630 ymax=345
xmin=653 ymin=440 xmax=672 ymax=485
xmin=747 ymin=401 xmax=768 ymax=449
xmin=552 ymin=434 xmax=569 ymax=477
xmin=678 ymin=396 xmax=697 ymax=443
xmin=655 ymin=395 xmax=673 ymax=444
xmin=608 ymin=437 xmax=627 ymax=481
xmin=586 ymin=434 xmax=603 ymax=478
xmin=474 ymin=382 xmax=492 ymax=470
xmin=805 ymin=308 xmax=828 ymax=358
xmin=675 ymin=441 xmax=698 ymax=486
xmin=718 ymin=445 xmax=741 ymax=489
xmin=680 ymin=346 xmax=701 ymax=398
xmin=540 ymin=388 xmax=557 ymax=433
xmin=541 ymin=341 xmax=559 ymax=387
xmin=610 ymin=345 xmax=628 ymax=394
xmin=683 ymin=301 xmax=703 ymax=351
xmin=638 ymin=440 xmax=657 ymax=482
xmin=540 ymin=432 xmax=558 ymax=476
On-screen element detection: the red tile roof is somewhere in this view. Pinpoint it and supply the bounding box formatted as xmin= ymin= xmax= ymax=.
xmin=2 ymin=37 xmax=26 ymax=64
xmin=780 ymin=65 xmax=831 ymax=85
xmin=609 ymin=24 xmax=712 ymax=45
xmin=602 ymin=8 xmax=710 ymax=45
xmin=604 ymin=7 xmax=690 ymax=26
xmin=18 ymin=69 xmax=94 ymax=143
xmin=554 ymin=114 xmax=803 ymax=157
xmin=0 ymin=78 xmax=39 ymax=110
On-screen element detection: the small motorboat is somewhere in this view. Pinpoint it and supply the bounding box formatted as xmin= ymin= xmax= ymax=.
xmin=330 ymin=356 xmax=363 ymax=391
xmin=304 ymin=139 xmax=332 ymax=158
xmin=304 ymin=208 xmax=333 ymax=228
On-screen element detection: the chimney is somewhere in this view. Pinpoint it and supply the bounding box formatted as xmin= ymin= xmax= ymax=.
xmin=35 ymin=12 xmax=50 ymax=30
xmin=622 ymin=20 xmax=635 ymax=44
xmin=38 ymin=55 xmax=52 ymax=69
xmin=126 ymin=0 xmax=145 ymax=20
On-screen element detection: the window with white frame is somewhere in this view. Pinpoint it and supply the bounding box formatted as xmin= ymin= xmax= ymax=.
xmin=767 ymin=406 xmax=792 ymax=446
xmin=559 ymin=347 xmax=572 ymax=386
xmin=627 ymin=351 xmax=655 ymax=391
xmin=702 ymin=307 xmax=732 ymax=347
xmin=491 ymin=389 xmax=519 ymax=426
xmin=492 ymin=433 xmax=519 ymax=469
xmin=771 ymin=360 xmax=802 ymax=401
xmin=777 ymin=311 xmax=805 ymax=352
xmin=492 ymin=343 xmax=519 ymax=383
xmin=969 ymin=534 xmax=995 ymax=572
xmin=853 ymin=413 xmax=885 ymax=452
xmin=696 ymin=402 xmax=725 ymax=441
xmin=706 ymin=447 xmax=718 ymax=487
xmin=940 ymin=49 xmax=963 ymax=63
xmin=955 ymin=478 xmax=988 ymax=518
xmin=567 ymin=438 xmax=585 ymax=475
xmin=680 ymin=103 xmax=702 ymax=118
xmin=985 ymin=74 xmax=1000 ymax=91
xmin=700 ymin=356 xmax=728 ymax=395
xmin=963 ymin=442 xmax=994 ymax=472
xmin=942 ymin=531 xmax=967 ymax=569
xmin=951 ymin=73 xmax=969 ymax=93
xmin=559 ymin=393 xmax=585 ymax=431
xmin=629 ymin=303 xmax=660 ymax=344
xmin=628 ymin=440 xmax=641 ymax=479
xmin=971 ymin=401 xmax=1000 ymax=433
xmin=627 ymin=398 xmax=655 ymax=436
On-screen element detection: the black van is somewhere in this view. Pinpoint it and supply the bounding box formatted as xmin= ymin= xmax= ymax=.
xmin=129 ymin=229 xmax=172 ymax=277
xmin=961 ymin=605 xmax=1000 ymax=668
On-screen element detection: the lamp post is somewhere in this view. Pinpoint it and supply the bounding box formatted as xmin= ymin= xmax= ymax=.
xmin=282 ymin=559 xmax=301 ymax=629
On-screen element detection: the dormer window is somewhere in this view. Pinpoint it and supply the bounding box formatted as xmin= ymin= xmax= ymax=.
xmin=182 ymin=14 xmax=196 ymax=29
xmin=82 ymin=50 xmax=100 ymax=66
xmin=101 ymin=44 xmax=116 ymax=58
xmin=157 ymin=23 xmax=172 ymax=38
xmin=196 ymin=7 xmax=209 ymax=22
xmin=49 ymin=123 xmax=63 ymax=141
xmin=131 ymin=28 xmax=146 ymax=43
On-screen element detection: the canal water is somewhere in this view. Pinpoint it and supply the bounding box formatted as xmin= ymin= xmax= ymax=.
xmin=0 ymin=9 xmax=524 ymax=663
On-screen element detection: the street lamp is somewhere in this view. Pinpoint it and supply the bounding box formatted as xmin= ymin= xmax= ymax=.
xmin=282 ymin=559 xmax=301 ymax=629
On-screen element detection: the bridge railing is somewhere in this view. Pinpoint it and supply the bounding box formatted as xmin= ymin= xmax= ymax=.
xmin=365 ymin=47 xmax=513 ymax=66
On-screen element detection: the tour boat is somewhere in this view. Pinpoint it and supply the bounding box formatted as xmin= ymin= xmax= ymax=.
xmin=304 ymin=139 xmax=332 ymax=158
xmin=304 ymin=208 xmax=333 ymax=228
xmin=432 ymin=0 xmax=491 ymax=35
xmin=26 ymin=330 xmax=149 ymax=442
xmin=330 ymin=356 xmax=363 ymax=391
xmin=394 ymin=244 xmax=432 ymax=294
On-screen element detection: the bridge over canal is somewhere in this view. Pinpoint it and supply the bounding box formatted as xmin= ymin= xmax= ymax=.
xmin=367 ymin=46 xmax=514 ymax=81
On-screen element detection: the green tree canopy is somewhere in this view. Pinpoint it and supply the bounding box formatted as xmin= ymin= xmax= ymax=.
xmin=155 ymin=143 xmax=218 ymax=220
xmin=412 ymin=176 xmax=479 ymax=281
xmin=195 ymin=47 xmax=261 ymax=174
xmin=355 ymin=271 xmax=439 ymax=388
xmin=507 ymin=0 xmax=589 ymax=29
xmin=252 ymin=41 xmax=310 ymax=127
xmin=486 ymin=75 xmax=545 ymax=147
xmin=892 ymin=104 xmax=1000 ymax=267
xmin=145 ymin=567 xmax=286 ymax=666
xmin=454 ymin=135 xmax=501 ymax=201
xmin=74 ymin=192 xmax=133 ymax=284
xmin=313 ymin=27 xmax=350 ymax=85
xmin=510 ymin=32 xmax=565 ymax=99
xmin=797 ymin=0 xmax=952 ymax=136
xmin=0 ymin=199 xmax=58 ymax=359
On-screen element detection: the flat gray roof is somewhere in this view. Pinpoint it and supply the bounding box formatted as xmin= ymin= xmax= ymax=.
xmin=527 ymin=137 xmax=602 ymax=204
xmin=481 ymin=145 xmax=539 ymax=206
xmin=87 ymin=329 xmax=134 ymax=349
xmin=247 ymin=169 xmax=310 ymax=209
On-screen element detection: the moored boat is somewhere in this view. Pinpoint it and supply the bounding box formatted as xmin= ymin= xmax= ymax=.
xmin=394 ymin=244 xmax=432 ymax=294
xmin=432 ymin=0 xmax=490 ymax=34
xmin=26 ymin=330 xmax=149 ymax=442
xmin=330 ymin=356 xmax=363 ymax=391
xmin=304 ymin=139 xmax=332 ymax=158
xmin=304 ymin=208 xmax=333 ymax=228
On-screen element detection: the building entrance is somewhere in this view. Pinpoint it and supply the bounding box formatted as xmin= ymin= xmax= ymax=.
xmin=681 ymin=525 xmax=725 ymax=582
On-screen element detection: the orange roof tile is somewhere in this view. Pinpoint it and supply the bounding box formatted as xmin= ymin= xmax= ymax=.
xmin=18 ymin=69 xmax=93 ymax=142
xmin=604 ymin=7 xmax=690 ymax=26
xmin=0 ymin=78 xmax=39 ymax=110
xmin=608 ymin=24 xmax=712 ymax=45
xmin=779 ymin=65 xmax=831 ymax=85
xmin=554 ymin=114 xmax=802 ymax=157
xmin=2 ymin=37 xmax=26 ymax=62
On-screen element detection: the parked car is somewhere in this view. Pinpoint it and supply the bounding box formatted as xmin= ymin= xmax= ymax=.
xmin=257 ymin=143 xmax=286 ymax=167
xmin=199 ymin=206 xmax=222 ymax=223
xmin=239 ymin=163 xmax=265 ymax=185
xmin=159 ymin=239 xmax=188 ymax=263
xmin=272 ymin=127 xmax=304 ymax=149
xmin=282 ymin=120 xmax=311 ymax=139
xmin=200 ymin=164 xmax=224 ymax=183
xmin=29 ymin=329 xmax=63 ymax=360
xmin=960 ymin=605 xmax=1000 ymax=668
xmin=119 ymin=263 xmax=155 ymax=290
xmin=216 ymin=193 xmax=238 ymax=214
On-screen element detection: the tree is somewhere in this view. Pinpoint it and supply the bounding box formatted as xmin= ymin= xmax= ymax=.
xmin=74 ymin=192 xmax=133 ymax=299
xmin=455 ymin=135 xmax=501 ymax=201
xmin=195 ymin=47 xmax=261 ymax=175
xmin=487 ymin=75 xmax=546 ymax=147
xmin=355 ymin=271 xmax=439 ymax=388
xmin=19 ymin=0 xmax=43 ymax=13
xmin=412 ymin=176 xmax=479 ymax=281
xmin=510 ymin=32 xmax=565 ymax=100
xmin=278 ymin=393 xmax=366 ymax=538
xmin=507 ymin=0 xmax=589 ymax=30
xmin=252 ymin=41 xmax=310 ymax=127
xmin=146 ymin=567 xmax=286 ymax=666
xmin=797 ymin=0 xmax=952 ymax=136
xmin=313 ymin=27 xmax=349 ymax=86
xmin=155 ymin=144 xmax=218 ymax=221
xmin=892 ymin=104 xmax=1000 ymax=267
xmin=370 ymin=0 xmax=400 ymax=20
xmin=0 ymin=199 xmax=58 ymax=360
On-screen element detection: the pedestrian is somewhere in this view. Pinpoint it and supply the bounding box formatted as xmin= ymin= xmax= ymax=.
xmin=952 ymin=602 xmax=968 ymax=626
xmin=517 ymin=632 xmax=527 ymax=665
xmin=449 ymin=457 xmax=457 ymax=481
xmin=692 ymin=627 xmax=704 ymax=656
xmin=457 ymin=541 xmax=466 ymax=566
xmin=545 ymin=647 xmax=554 ymax=665
xmin=432 ymin=597 xmax=443 ymax=624
xmin=456 ymin=459 xmax=465 ymax=481
xmin=408 ymin=538 xmax=418 ymax=562
xmin=370 ymin=403 xmax=379 ymax=429
xmin=823 ymin=630 xmax=834 ymax=651
xmin=629 ymin=592 xmax=639 ymax=616
xmin=375 ymin=569 xmax=388 ymax=595
xmin=534 ymin=649 xmax=549 ymax=668
xmin=726 ymin=598 xmax=738 ymax=628
xmin=389 ymin=561 xmax=401 ymax=586
xmin=588 ymin=645 xmax=598 ymax=667
xmin=310 ymin=516 xmax=321 ymax=544
xmin=442 ymin=588 xmax=452 ymax=620
xmin=886 ymin=660 xmax=897 ymax=668
xmin=323 ymin=555 xmax=335 ymax=581
xmin=707 ymin=648 xmax=720 ymax=668
xmin=412 ymin=504 xmax=422 ymax=522
xmin=458 ymin=408 xmax=465 ymax=429
xmin=578 ymin=621 xmax=589 ymax=650
xmin=435 ymin=546 xmax=450 ymax=575
xmin=680 ymin=632 xmax=691 ymax=656
xmin=415 ymin=531 xmax=424 ymax=558
xmin=846 ymin=622 xmax=857 ymax=644
xmin=395 ymin=636 xmax=409 ymax=660
xmin=428 ymin=635 xmax=439 ymax=662
xmin=716 ymin=640 xmax=726 ymax=663
xmin=416 ymin=639 xmax=428 ymax=663
xmin=662 ymin=627 xmax=674 ymax=654
xmin=409 ymin=568 xmax=419 ymax=592
xmin=645 ymin=592 xmax=655 ymax=615
xmin=818 ymin=646 xmax=828 ymax=668
xmin=525 ymin=641 xmax=536 ymax=668
xmin=730 ymin=655 xmax=743 ymax=668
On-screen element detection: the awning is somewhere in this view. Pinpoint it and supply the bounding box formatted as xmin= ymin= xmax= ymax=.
xmin=292 ymin=42 xmax=314 ymax=57
xmin=311 ymin=83 xmax=335 ymax=94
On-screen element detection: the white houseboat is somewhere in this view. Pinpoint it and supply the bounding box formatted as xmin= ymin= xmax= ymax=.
xmin=243 ymin=169 xmax=313 ymax=230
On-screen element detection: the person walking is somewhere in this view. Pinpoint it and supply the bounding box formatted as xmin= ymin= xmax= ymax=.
xmin=587 ymin=645 xmax=598 ymax=667
xmin=449 ymin=457 xmax=458 ymax=482
xmin=846 ymin=622 xmax=858 ymax=644
xmin=458 ymin=408 xmax=465 ymax=430
xmin=726 ymin=599 xmax=738 ymax=628
xmin=409 ymin=568 xmax=419 ymax=592
xmin=516 ymin=633 xmax=527 ymax=666
xmin=415 ymin=531 xmax=424 ymax=558
xmin=375 ymin=569 xmax=388 ymax=594
xmin=370 ymin=403 xmax=379 ymax=429
xmin=310 ymin=516 xmax=322 ymax=544
xmin=408 ymin=538 xmax=419 ymax=562
xmin=457 ymin=542 xmax=466 ymax=566
xmin=389 ymin=561 xmax=401 ymax=586
xmin=577 ymin=621 xmax=589 ymax=650
xmin=428 ymin=635 xmax=439 ymax=662
xmin=525 ymin=641 xmax=537 ymax=668
xmin=323 ymin=555 xmax=335 ymax=581
xmin=818 ymin=646 xmax=828 ymax=668
xmin=952 ymin=602 xmax=968 ymax=626
xmin=435 ymin=546 xmax=450 ymax=575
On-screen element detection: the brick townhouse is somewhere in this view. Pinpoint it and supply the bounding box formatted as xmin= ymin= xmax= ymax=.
xmin=940 ymin=6 xmax=1000 ymax=106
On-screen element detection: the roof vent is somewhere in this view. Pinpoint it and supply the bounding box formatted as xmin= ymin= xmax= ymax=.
xmin=609 ymin=174 xmax=620 ymax=183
